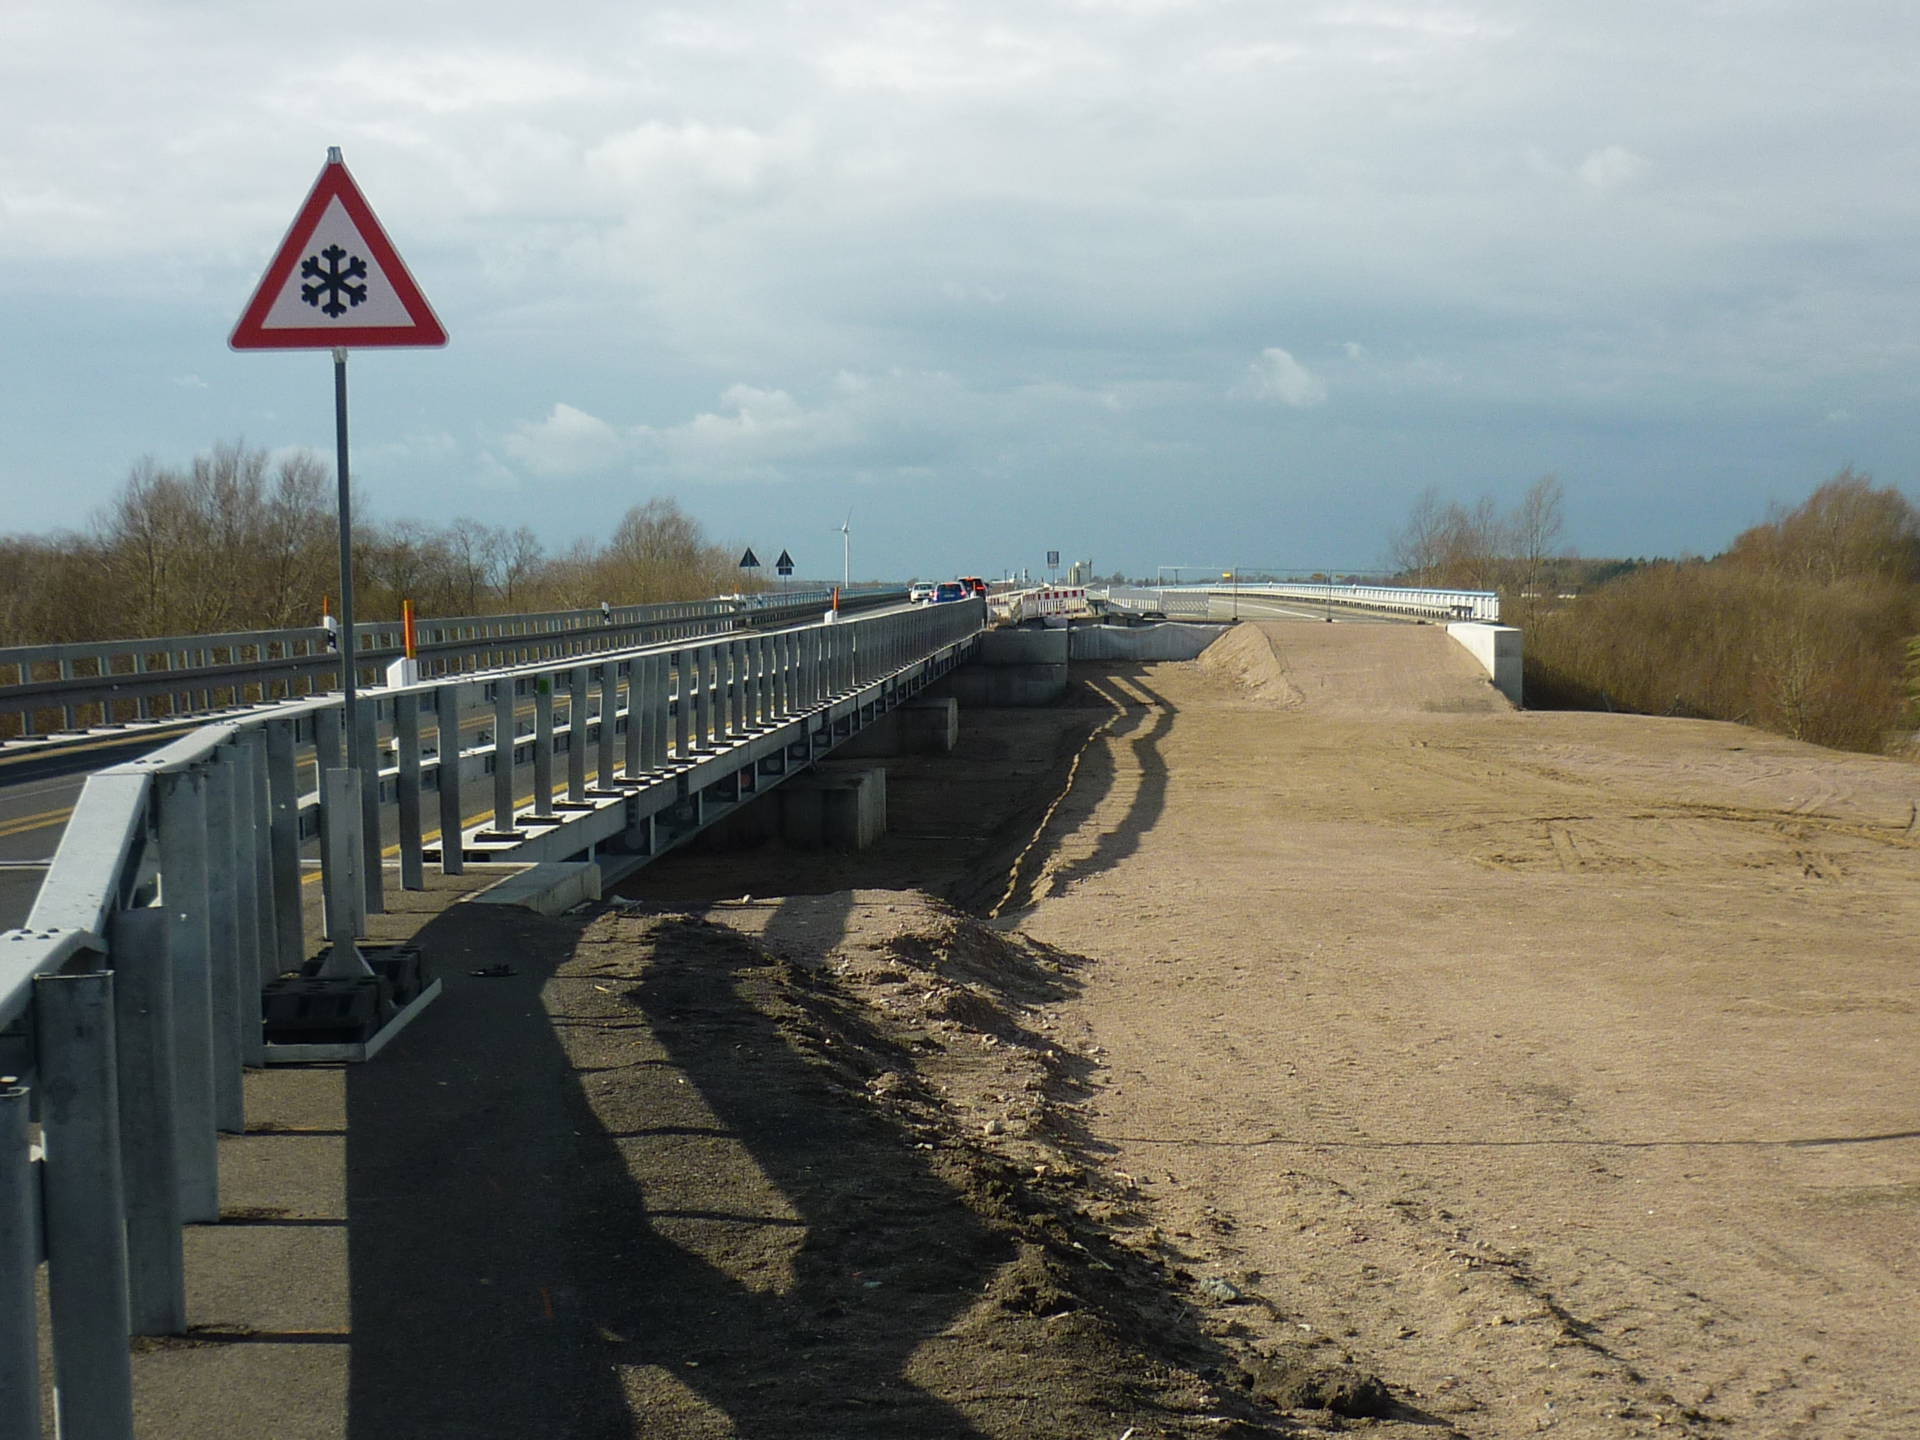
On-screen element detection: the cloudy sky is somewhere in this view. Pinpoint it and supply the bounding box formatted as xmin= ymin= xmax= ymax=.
xmin=2 ymin=1 xmax=1916 ymax=582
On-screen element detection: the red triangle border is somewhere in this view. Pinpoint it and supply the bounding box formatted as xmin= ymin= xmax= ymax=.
xmin=230 ymin=158 xmax=448 ymax=351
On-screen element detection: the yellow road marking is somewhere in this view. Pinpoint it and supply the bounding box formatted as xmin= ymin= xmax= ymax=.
xmin=0 ymin=805 xmax=74 ymax=839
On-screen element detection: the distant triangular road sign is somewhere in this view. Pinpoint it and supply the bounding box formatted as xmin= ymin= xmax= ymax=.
xmin=775 ymin=549 xmax=794 ymax=575
xmin=230 ymin=151 xmax=447 ymax=350
xmin=739 ymin=548 xmax=761 ymax=568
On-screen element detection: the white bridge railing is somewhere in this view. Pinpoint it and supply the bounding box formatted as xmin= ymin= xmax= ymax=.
xmin=1104 ymin=582 xmax=1500 ymax=623
xmin=0 ymin=596 xmax=982 ymax=1440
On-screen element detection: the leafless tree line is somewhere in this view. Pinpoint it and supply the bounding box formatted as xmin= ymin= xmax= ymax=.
xmin=1388 ymin=475 xmax=1568 ymax=623
xmin=0 ymin=442 xmax=761 ymax=648
xmin=1420 ymin=468 xmax=1920 ymax=753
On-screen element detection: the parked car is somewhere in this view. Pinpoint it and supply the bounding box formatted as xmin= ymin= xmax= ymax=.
xmin=932 ymin=581 xmax=968 ymax=603
xmin=909 ymin=582 xmax=935 ymax=603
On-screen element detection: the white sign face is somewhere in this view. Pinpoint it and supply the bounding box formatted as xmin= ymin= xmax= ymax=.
xmin=254 ymin=197 xmax=419 ymax=330
xmin=231 ymin=154 xmax=446 ymax=350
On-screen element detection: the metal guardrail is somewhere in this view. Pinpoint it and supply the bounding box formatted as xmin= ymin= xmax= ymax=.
xmin=0 ymin=589 xmax=905 ymax=745
xmin=1103 ymin=582 xmax=1500 ymax=623
xmin=0 ymin=595 xmax=981 ymax=1440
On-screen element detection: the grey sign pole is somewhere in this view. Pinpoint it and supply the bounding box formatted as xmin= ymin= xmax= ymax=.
xmin=334 ymin=346 xmax=358 ymax=779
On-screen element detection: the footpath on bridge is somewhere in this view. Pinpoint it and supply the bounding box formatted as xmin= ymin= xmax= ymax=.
xmin=51 ymin=868 xmax=608 ymax=1440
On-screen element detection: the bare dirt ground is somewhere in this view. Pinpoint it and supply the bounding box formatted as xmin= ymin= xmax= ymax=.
xmin=605 ymin=619 xmax=1920 ymax=1438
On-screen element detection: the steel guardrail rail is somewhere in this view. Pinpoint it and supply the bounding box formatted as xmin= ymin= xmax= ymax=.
xmin=0 ymin=588 xmax=907 ymax=746
xmin=0 ymin=594 xmax=976 ymax=1440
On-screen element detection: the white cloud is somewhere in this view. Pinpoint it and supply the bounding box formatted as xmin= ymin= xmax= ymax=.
xmin=1237 ymin=348 xmax=1329 ymax=408
xmin=820 ymin=18 xmax=1106 ymax=94
xmin=586 ymin=120 xmax=813 ymax=197
xmin=504 ymin=403 xmax=626 ymax=477
xmin=1578 ymin=144 xmax=1650 ymax=193
xmin=473 ymin=450 xmax=522 ymax=492
xmin=302 ymin=52 xmax=612 ymax=116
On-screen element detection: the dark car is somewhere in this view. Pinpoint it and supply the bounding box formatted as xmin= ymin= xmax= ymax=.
xmin=932 ymin=581 xmax=969 ymax=603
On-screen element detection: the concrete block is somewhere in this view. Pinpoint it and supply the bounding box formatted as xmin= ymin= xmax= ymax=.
xmin=942 ymin=663 xmax=1068 ymax=706
xmin=837 ymin=696 xmax=960 ymax=758
xmin=1446 ymin=622 xmax=1524 ymax=705
xmin=472 ymin=861 xmax=602 ymax=915
xmin=780 ymin=766 xmax=887 ymax=850
xmin=1069 ymin=622 xmax=1227 ymax=662
xmin=980 ymin=627 xmax=1069 ymax=664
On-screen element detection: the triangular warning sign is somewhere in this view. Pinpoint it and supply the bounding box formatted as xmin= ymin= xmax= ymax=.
xmin=230 ymin=152 xmax=447 ymax=351
xmin=739 ymin=548 xmax=761 ymax=568
xmin=775 ymin=550 xmax=794 ymax=570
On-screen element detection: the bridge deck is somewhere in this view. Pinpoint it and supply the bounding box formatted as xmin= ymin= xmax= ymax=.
xmin=29 ymin=621 xmax=1920 ymax=1436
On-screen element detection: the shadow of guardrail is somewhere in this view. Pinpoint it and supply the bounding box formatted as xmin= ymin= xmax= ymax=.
xmin=343 ymin=902 xmax=1000 ymax=1439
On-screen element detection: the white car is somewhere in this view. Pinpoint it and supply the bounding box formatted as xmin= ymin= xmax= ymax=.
xmin=909 ymin=583 xmax=935 ymax=603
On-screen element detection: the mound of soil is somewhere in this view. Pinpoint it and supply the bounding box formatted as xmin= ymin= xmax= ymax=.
xmin=561 ymin=895 xmax=1407 ymax=1437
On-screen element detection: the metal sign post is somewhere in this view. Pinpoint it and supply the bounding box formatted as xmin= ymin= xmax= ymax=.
xmin=231 ymin=146 xmax=447 ymax=975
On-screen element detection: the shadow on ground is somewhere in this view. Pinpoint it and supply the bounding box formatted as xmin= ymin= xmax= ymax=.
xmin=342 ymin=902 xmax=1003 ymax=1438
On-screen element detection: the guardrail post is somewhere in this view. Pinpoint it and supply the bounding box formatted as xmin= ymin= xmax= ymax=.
xmin=650 ymin=655 xmax=670 ymax=770
xmin=703 ymin=645 xmax=722 ymax=748
xmin=724 ymin=640 xmax=743 ymax=737
xmin=622 ymin=660 xmax=644 ymax=781
xmin=243 ymin=729 xmax=277 ymax=986
xmin=769 ymin=632 xmax=787 ymax=719
xmin=533 ymin=679 xmax=555 ymax=819
xmin=689 ymin=646 xmax=710 ymax=752
xmin=202 ymin=754 xmax=247 ymax=1128
xmin=435 ymin=682 xmax=464 ymax=874
xmin=395 ymin=693 xmax=424 ymax=891
xmin=355 ymin=702 xmax=383 ymax=917
xmin=492 ymin=678 xmax=516 ymax=834
xmin=320 ymin=770 xmax=368 ymax=976
xmin=596 ymin=664 xmax=617 ymax=789
xmin=225 ymin=745 xmax=266 ymax=1066
xmin=567 ymin=667 xmax=588 ymax=801
xmin=155 ymin=768 xmax=219 ymax=1220
xmin=1 ymin=1085 xmax=39 ymax=1440
xmin=36 ymin=970 xmax=136 ymax=1440
xmin=265 ymin=719 xmax=304 ymax=971
xmin=110 ymin=906 xmax=187 ymax=1335
xmin=673 ymin=652 xmax=691 ymax=764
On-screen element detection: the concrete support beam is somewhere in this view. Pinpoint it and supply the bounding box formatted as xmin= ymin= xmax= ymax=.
xmin=835 ymin=696 xmax=959 ymax=758
xmin=943 ymin=628 xmax=1069 ymax=706
xmin=779 ymin=766 xmax=887 ymax=850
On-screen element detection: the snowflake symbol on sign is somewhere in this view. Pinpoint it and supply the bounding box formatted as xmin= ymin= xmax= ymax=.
xmin=299 ymin=244 xmax=369 ymax=318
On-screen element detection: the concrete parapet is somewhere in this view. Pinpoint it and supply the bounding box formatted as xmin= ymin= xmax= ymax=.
xmin=1069 ymin=622 xmax=1229 ymax=662
xmin=1446 ymin=622 xmax=1524 ymax=705
xmin=473 ymin=861 xmax=603 ymax=915
xmin=981 ymin=627 xmax=1070 ymax=664
xmin=837 ymin=696 xmax=959 ymax=758
xmin=944 ymin=626 xmax=1069 ymax=705
xmin=780 ymin=766 xmax=887 ymax=850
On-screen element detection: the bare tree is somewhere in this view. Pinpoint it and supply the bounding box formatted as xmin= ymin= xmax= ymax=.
xmin=1729 ymin=467 xmax=1920 ymax=585
xmin=1389 ymin=488 xmax=1450 ymax=585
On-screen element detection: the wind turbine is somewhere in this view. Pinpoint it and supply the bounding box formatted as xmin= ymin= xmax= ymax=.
xmin=839 ymin=508 xmax=851 ymax=590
